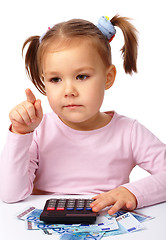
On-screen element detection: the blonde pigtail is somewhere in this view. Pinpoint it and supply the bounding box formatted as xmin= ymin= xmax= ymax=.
xmin=111 ymin=15 xmax=138 ymax=74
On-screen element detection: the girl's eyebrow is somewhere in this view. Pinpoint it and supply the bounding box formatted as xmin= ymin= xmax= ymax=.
xmin=75 ymin=66 xmax=95 ymax=72
xmin=44 ymin=67 xmax=95 ymax=76
xmin=43 ymin=71 xmax=60 ymax=76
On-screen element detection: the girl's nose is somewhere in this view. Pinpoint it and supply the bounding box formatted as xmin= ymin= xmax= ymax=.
xmin=64 ymin=81 xmax=78 ymax=97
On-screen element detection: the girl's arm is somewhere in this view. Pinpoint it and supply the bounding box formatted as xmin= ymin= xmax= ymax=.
xmin=91 ymin=120 xmax=166 ymax=214
xmin=0 ymin=88 xmax=43 ymax=203
xmin=123 ymin=120 xmax=166 ymax=208
xmin=0 ymin=131 xmax=38 ymax=203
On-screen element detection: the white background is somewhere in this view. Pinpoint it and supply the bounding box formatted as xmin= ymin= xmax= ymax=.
xmin=0 ymin=0 xmax=166 ymax=182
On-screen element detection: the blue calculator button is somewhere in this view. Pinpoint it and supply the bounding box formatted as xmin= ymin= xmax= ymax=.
xmin=86 ymin=207 xmax=92 ymax=210
xmin=76 ymin=207 xmax=84 ymax=211
xmin=67 ymin=207 xmax=74 ymax=210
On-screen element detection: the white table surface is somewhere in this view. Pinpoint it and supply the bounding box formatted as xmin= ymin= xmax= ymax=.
xmin=0 ymin=195 xmax=165 ymax=240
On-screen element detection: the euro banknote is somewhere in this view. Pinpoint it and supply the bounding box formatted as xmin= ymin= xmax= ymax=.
xmin=26 ymin=220 xmax=118 ymax=232
xmin=59 ymin=232 xmax=104 ymax=240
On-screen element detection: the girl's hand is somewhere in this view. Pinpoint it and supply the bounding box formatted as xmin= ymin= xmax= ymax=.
xmin=9 ymin=88 xmax=43 ymax=134
xmin=90 ymin=186 xmax=137 ymax=215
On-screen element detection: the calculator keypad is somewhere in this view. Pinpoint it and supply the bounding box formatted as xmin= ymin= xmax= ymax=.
xmin=40 ymin=198 xmax=97 ymax=224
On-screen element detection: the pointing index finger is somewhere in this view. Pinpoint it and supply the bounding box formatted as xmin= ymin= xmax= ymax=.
xmin=25 ymin=88 xmax=36 ymax=104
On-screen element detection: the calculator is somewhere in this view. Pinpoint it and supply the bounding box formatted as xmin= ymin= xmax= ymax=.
xmin=40 ymin=198 xmax=98 ymax=224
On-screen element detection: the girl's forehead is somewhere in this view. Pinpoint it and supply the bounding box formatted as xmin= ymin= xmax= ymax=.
xmin=41 ymin=37 xmax=101 ymax=66
xmin=40 ymin=36 xmax=109 ymax=73
xmin=45 ymin=37 xmax=95 ymax=53
xmin=42 ymin=38 xmax=107 ymax=74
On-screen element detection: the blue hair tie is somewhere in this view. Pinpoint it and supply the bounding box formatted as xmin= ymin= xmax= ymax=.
xmin=97 ymin=16 xmax=116 ymax=42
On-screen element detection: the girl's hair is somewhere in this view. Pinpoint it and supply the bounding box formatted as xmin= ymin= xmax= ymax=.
xmin=22 ymin=15 xmax=138 ymax=95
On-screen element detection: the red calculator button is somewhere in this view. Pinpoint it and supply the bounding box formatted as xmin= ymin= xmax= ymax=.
xmin=47 ymin=207 xmax=55 ymax=210
xmin=56 ymin=207 xmax=65 ymax=210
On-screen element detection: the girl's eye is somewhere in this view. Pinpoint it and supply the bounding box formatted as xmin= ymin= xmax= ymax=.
xmin=50 ymin=77 xmax=61 ymax=83
xmin=76 ymin=75 xmax=89 ymax=81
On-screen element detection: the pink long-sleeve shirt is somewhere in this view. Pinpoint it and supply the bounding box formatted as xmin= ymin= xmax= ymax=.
xmin=0 ymin=111 xmax=166 ymax=208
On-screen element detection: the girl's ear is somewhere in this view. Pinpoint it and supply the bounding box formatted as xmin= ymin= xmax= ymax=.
xmin=105 ymin=65 xmax=116 ymax=90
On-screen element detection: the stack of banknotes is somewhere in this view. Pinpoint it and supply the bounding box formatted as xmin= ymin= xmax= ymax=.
xmin=17 ymin=206 xmax=154 ymax=239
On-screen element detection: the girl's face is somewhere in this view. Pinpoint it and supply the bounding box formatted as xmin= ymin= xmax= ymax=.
xmin=42 ymin=39 xmax=115 ymax=130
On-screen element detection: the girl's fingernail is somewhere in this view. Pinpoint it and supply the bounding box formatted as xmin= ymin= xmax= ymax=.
xmin=92 ymin=207 xmax=98 ymax=212
xmin=108 ymin=209 xmax=113 ymax=215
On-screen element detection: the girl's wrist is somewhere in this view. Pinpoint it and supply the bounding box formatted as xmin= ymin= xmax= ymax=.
xmin=9 ymin=124 xmax=34 ymax=135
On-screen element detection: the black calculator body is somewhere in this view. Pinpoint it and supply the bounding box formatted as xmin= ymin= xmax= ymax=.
xmin=40 ymin=198 xmax=97 ymax=224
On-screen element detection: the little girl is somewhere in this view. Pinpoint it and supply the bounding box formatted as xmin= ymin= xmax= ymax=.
xmin=0 ymin=15 xmax=166 ymax=215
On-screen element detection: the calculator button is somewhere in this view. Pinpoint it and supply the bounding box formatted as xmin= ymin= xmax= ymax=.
xmin=77 ymin=202 xmax=84 ymax=206
xmin=49 ymin=199 xmax=57 ymax=202
xmin=67 ymin=205 xmax=74 ymax=208
xmin=47 ymin=207 xmax=55 ymax=210
xmin=58 ymin=203 xmax=65 ymax=206
xmin=86 ymin=200 xmax=93 ymax=206
xmin=86 ymin=207 xmax=92 ymax=210
xmin=47 ymin=206 xmax=55 ymax=209
xmin=77 ymin=200 xmax=85 ymax=206
xmin=59 ymin=199 xmax=66 ymax=202
xmin=67 ymin=202 xmax=75 ymax=205
xmin=67 ymin=200 xmax=75 ymax=206
xmin=68 ymin=200 xmax=75 ymax=204
xmin=66 ymin=207 xmax=74 ymax=210
xmin=76 ymin=207 xmax=84 ymax=211
xmin=56 ymin=207 xmax=65 ymax=210
xmin=47 ymin=203 xmax=55 ymax=206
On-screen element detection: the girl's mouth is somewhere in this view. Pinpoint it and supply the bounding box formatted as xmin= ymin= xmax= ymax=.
xmin=64 ymin=104 xmax=82 ymax=109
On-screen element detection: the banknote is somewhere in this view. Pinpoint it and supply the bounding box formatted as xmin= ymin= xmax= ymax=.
xmin=17 ymin=207 xmax=81 ymax=228
xmin=64 ymin=222 xmax=118 ymax=233
xmin=59 ymin=232 xmax=104 ymax=240
xmin=96 ymin=212 xmax=118 ymax=230
xmin=17 ymin=207 xmax=42 ymax=223
xmin=41 ymin=227 xmax=74 ymax=235
xmin=112 ymin=210 xmax=154 ymax=222
xmin=102 ymin=211 xmax=149 ymax=237
xmin=26 ymin=220 xmax=118 ymax=232
xmin=116 ymin=212 xmax=144 ymax=232
xmin=41 ymin=224 xmax=123 ymax=238
xmin=130 ymin=211 xmax=154 ymax=222
xmin=41 ymin=228 xmax=104 ymax=239
xmin=26 ymin=221 xmax=76 ymax=231
xmin=69 ymin=214 xmax=118 ymax=233
xmin=103 ymin=222 xmax=128 ymax=237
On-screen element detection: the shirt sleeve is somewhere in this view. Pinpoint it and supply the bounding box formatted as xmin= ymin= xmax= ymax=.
xmin=122 ymin=120 xmax=166 ymax=208
xmin=0 ymin=130 xmax=38 ymax=203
